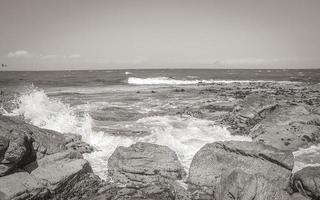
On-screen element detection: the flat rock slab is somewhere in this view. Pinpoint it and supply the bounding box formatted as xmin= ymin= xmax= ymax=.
xmin=0 ymin=172 xmax=48 ymax=200
xmin=188 ymin=141 xmax=294 ymax=196
xmin=250 ymin=105 xmax=320 ymax=150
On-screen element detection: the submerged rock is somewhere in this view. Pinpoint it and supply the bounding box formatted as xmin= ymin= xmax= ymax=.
xmin=64 ymin=133 xmax=94 ymax=154
xmin=187 ymin=141 xmax=294 ymax=197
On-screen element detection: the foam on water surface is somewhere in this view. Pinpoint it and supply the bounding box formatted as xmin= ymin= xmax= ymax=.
xmin=127 ymin=77 xmax=299 ymax=85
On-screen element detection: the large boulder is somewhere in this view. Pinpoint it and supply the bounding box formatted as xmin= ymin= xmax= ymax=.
xmin=291 ymin=166 xmax=320 ymax=199
xmin=250 ymin=105 xmax=320 ymax=150
xmin=187 ymin=141 xmax=294 ymax=197
xmin=216 ymin=169 xmax=291 ymax=200
xmin=108 ymin=142 xmax=186 ymax=184
xmin=107 ymin=142 xmax=189 ymax=200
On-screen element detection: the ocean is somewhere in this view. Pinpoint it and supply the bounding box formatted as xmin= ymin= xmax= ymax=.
xmin=1 ymin=68 xmax=320 ymax=178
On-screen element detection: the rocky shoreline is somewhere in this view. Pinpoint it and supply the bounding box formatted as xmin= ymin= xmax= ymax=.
xmin=1 ymin=81 xmax=320 ymax=200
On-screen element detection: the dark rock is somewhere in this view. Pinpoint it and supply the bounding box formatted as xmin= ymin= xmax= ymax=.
xmin=177 ymin=107 xmax=203 ymax=118
xmin=216 ymin=169 xmax=291 ymax=200
xmin=0 ymin=125 xmax=34 ymax=176
xmin=64 ymin=134 xmax=94 ymax=154
xmin=200 ymin=101 xmax=236 ymax=112
xmin=187 ymin=141 xmax=294 ymax=197
xmin=292 ymin=166 xmax=320 ymax=199
xmin=175 ymin=88 xmax=186 ymax=92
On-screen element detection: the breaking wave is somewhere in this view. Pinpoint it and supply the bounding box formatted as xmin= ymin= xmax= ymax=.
xmin=6 ymin=85 xmax=251 ymax=178
xmin=127 ymin=77 xmax=297 ymax=85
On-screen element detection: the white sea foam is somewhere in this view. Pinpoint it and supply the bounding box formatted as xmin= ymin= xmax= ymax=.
xmin=293 ymin=145 xmax=320 ymax=172
xmin=6 ymin=86 xmax=251 ymax=178
xmin=127 ymin=77 xmax=298 ymax=85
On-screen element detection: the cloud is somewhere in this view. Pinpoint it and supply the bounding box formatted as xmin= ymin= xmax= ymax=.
xmin=7 ymin=50 xmax=32 ymax=58
xmin=68 ymin=54 xmax=81 ymax=58
xmin=41 ymin=54 xmax=57 ymax=59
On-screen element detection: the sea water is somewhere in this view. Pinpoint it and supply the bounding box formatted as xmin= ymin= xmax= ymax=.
xmin=1 ymin=69 xmax=320 ymax=178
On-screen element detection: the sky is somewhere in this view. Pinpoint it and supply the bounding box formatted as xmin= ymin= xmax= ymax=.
xmin=0 ymin=0 xmax=320 ymax=70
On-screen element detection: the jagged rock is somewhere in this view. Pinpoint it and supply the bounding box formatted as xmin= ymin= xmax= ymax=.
xmin=108 ymin=142 xmax=186 ymax=184
xmin=0 ymin=115 xmax=66 ymax=161
xmin=0 ymin=172 xmax=49 ymax=200
xmin=292 ymin=166 xmax=320 ymax=199
xmin=0 ymin=124 xmax=35 ymax=176
xmin=250 ymin=105 xmax=320 ymax=150
xmin=0 ymin=116 xmax=102 ymax=199
xmin=187 ymin=141 xmax=294 ymax=197
xmin=51 ymin=172 xmax=103 ymax=200
xmin=216 ymin=169 xmax=291 ymax=200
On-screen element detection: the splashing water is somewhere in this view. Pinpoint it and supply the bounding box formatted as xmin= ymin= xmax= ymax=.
xmin=7 ymin=85 xmax=251 ymax=178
